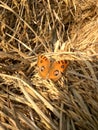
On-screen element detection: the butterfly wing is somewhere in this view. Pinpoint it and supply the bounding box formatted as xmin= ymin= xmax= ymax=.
xmin=48 ymin=60 xmax=69 ymax=81
xmin=37 ymin=55 xmax=50 ymax=79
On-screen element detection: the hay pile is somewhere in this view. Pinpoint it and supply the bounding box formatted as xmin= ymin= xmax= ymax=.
xmin=0 ymin=0 xmax=98 ymax=130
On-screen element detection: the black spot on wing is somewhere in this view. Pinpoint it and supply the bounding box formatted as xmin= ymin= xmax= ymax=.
xmin=40 ymin=55 xmax=48 ymax=63
xmin=57 ymin=60 xmax=67 ymax=64
xmin=64 ymin=60 xmax=68 ymax=64
xmin=53 ymin=70 xmax=59 ymax=76
xmin=40 ymin=66 xmax=45 ymax=72
xmin=57 ymin=60 xmax=68 ymax=69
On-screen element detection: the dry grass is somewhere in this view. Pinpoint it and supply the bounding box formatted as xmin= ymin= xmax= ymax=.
xmin=0 ymin=0 xmax=98 ymax=130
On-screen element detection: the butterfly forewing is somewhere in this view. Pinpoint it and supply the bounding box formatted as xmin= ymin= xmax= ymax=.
xmin=48 ymin=60 xmax=69 ymax=81
xmin=37 ymin=55 xmax=50 ymax=78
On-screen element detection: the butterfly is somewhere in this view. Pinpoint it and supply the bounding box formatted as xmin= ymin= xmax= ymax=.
xmin=37 ymin=55 xmax=69 ymax=81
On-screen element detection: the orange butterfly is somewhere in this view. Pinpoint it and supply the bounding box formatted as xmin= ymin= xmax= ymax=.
xmin=37 ymin=55 xmax=69 ymax=81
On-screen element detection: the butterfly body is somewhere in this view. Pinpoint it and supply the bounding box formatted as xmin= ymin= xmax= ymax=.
xmin=37 ymin=55 xmax=69 ymax=81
